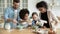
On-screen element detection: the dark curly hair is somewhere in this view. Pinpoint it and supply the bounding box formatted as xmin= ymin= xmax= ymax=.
xmin=36 ymin=1 xmax=48 ymax=9
xmin=13 ymin=0 xmax=20 ymax=3
xmin=19 ymin=9 xmax=29 ymax=19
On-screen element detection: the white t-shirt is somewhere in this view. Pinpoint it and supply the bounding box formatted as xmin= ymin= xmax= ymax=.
xmin=14 ymin=10 xmax=18 ymax=19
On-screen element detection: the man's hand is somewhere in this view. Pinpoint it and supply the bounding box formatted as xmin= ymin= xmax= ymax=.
xmin=7 ymin=18 xmax=12 ymax=22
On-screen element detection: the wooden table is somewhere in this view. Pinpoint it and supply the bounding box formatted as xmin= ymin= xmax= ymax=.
xmin=0 ymin=28 xmax=60 ymax=34
xmin=56 ymin=29 xmax=60 ymax=34
xmin=0 ymin=28 xmax=35 ymax=34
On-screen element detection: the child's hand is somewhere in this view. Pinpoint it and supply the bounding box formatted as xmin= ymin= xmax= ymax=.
xmin=36 ymin=21 xmax=39 ymax=25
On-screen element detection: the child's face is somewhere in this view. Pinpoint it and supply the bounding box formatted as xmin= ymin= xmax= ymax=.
xmin=24 ymin=13 xmax=29 ymax=20
xmin=32 ymin=14 xmax=38 ymax=21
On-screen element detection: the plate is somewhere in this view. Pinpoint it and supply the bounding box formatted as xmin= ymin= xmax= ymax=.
xmin=32 ymin=28 xmax=48 ymax=34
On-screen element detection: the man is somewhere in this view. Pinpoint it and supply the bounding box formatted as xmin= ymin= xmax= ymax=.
xmin=4 ymin=0 xmax=20 ymax=29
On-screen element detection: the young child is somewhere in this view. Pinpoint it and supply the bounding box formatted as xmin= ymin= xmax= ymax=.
xmin=32 ymin=12 xmax=42 ymax=28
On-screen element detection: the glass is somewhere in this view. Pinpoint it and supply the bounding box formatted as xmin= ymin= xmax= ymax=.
xmin=32 ymin=25 xmax=38 ymax=31
xmin=16 ymin=24 xmax=24 ymax=31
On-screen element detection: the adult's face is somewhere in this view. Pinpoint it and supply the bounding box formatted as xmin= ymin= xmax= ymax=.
xmin=38 ymin=7 xmax=47 ymax=13
xmin=13 ymin=2 xmax=20 ymax=9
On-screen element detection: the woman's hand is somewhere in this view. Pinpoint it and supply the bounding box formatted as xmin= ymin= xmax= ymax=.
xmin=54 ymin=21 xmax=59 ymax=26
xmin=36 ymin=21 xmax=39 ymax=25
xmin=54 ymin=22 xmax=57 ymax=26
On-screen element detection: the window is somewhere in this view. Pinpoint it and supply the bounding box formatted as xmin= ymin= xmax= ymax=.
xmin=20 ymin=0 xmax=28 ymax=9
xmin=0 ymin=0 xmax=28 ymax=19
xmin=0 ymin=0 xmax=5 ymax=19
xmin=0 ymin=0 xmax=12 ymax=19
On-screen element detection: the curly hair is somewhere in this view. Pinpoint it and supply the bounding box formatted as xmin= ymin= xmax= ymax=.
xmin=36 ymin=1 xmax=48 ymax=9
xmin=19 ymin=9 xmax=29 ymax=19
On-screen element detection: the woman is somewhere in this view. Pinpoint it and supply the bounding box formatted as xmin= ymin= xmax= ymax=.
xmin=36 ymin=1 xmax=59 ymax=28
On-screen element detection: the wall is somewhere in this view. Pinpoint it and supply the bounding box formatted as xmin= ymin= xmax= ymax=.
xmin=28 ymin=0 xmax=39 ymax=17
xmin=28 ymin=0 xmax=60 ymax=17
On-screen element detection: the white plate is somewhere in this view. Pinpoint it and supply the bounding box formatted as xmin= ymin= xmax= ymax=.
xmin=32 ymin=28 xmax=48 ymax=34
